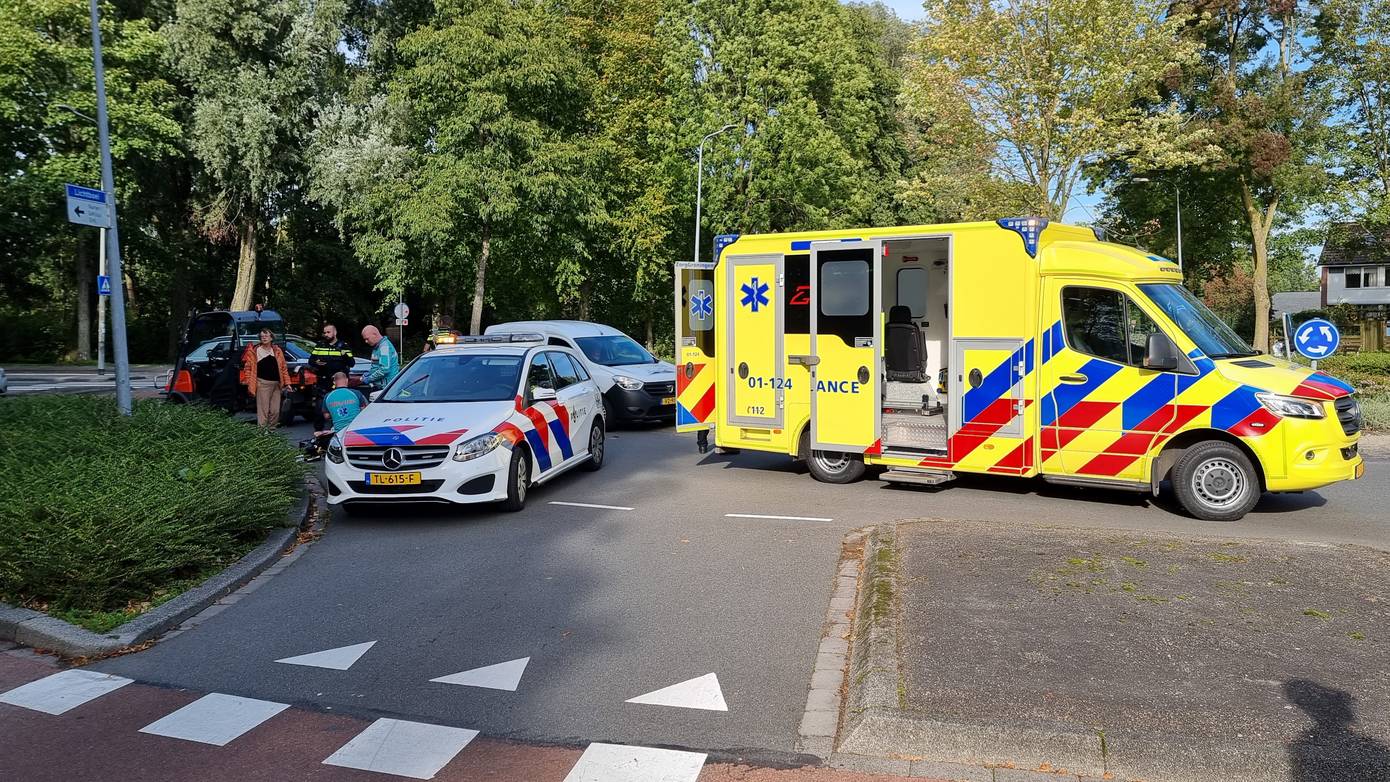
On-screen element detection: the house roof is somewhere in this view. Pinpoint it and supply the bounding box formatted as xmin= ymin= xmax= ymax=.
xmin=1319 ymin=221 xmax=1390 ymax=266
xmin=1270 ymin=291 xmax=1321 ymax=317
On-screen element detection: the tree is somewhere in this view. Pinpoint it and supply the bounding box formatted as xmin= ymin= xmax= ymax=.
xmin=166 ymin=0 xmax=346 ymax=311
xmin=312 ymin=0 xmax=591 ymax=335
xmin=1184 ymin=0 xmax=1335 ymax=351
xmin=1314 ymin=0 xmax=1390 ymax=223
xmin=902 ymin=0 xmax=1211 ymax=220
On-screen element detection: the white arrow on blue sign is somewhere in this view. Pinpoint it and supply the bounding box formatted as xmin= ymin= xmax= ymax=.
xmin=1293 ymin=318 xmax=1340 ymax=360
xmin=97 ymin=275 xmax=112 ymax=296
xmin=65 ymin=184 xmax=111 ymax=228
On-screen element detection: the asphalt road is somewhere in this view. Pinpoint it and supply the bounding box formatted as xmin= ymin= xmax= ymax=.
xmin=2 ymin=364 xmax=169 ymax=396
xmin=92 ymin=424 xmax=1388 ymax=761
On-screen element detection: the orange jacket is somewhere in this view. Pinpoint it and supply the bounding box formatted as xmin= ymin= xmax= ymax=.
xmin=241 ymin=343 xmax=292 ymax=392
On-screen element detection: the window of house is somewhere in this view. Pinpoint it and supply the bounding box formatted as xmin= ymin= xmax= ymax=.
xmin=1344 ymin=266 xmax=1387 ymax=288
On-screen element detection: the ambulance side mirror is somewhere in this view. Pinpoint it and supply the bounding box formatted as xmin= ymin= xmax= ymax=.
xmin=1144 ymin=332 xmax=1181 ymax=372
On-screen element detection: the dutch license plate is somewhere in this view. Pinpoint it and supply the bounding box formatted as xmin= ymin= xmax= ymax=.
xmin=662 ymin=396 xmax=676 ymax=406
xmin=366 ymin=472 xmax=422 ymax=486
xmin=1356 ymin=462 xmax=1364 ymax=479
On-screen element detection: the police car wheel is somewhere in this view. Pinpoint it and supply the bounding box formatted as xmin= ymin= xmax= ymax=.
xmin=583 ymin=421 xmax=605 ymax=471
xmin=1172 ymin=441 xmax=1259 ymax=521
xmin=500 ymin=448 xmax=530 ymax=512
xmin=807 ymin=449 xmax=866 ymax=484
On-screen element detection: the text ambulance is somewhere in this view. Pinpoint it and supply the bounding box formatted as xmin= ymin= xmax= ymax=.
xmin=674 ymin=219 xmax=1364 ymax=521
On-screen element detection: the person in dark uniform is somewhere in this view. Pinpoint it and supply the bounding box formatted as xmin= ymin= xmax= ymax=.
xmin=309 ymin=323 xmax=354 ymax=428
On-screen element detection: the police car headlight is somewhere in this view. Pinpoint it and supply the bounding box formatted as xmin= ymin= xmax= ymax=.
xmin=327 ymin=435 xmax=345 ymax=464
xmin=1256 ymin=392 xmax=1325 ymax=419
xmin=613 ymin=375 xmax=644 ymax=391
xmin=453 ymin=433 xmax=504 ymax=462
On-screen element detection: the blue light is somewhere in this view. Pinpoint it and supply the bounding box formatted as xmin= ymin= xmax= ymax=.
xmin=997 ymin=217 xmax=1049 ymax=257
xmin=790 ymin=240 xmax=811 ymax=251
xmin=1146 ymin=254 xmax=1172 ymax=264
xmin=714 ymin=234 xmax=740 ymax=262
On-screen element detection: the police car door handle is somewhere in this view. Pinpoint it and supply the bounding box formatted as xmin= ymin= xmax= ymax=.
xmin=1059 ymin=373 xmax=1088 ymax=385
xmin=789 ymin=355 xmax=820 ymax=366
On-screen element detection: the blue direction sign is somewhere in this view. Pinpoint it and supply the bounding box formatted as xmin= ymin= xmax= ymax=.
xmin=97 ymin=275 xmax=112 ymax=296
xmin=1293 ymin=318 xmax=1340 ymax=360
xmin=65 ymin=184 xmax=111 ymax=228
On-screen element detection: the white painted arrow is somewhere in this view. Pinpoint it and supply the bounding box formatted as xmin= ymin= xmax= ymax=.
xmin=430 ymin=657 xmax=530 ymax=691
xmin=275 ymin=641 xmax=376 ymax=670
xmin=626 ymin=673 xmax=727 ymax=712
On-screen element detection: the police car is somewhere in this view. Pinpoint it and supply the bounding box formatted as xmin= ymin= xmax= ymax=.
xmin=323 ymin=334 xmax=606 ymax=513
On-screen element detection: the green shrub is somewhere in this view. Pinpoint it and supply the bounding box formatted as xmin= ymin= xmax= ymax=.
xmin=0 ymin=396 xmax=303 ymax=615
xmin=1316 ymin=352 xmax=1390 ymax=394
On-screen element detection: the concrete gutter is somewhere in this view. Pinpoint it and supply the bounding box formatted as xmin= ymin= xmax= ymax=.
xmin=0 ymin=477 xmax=323 ymax=659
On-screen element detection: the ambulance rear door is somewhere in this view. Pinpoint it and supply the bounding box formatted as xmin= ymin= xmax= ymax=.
xmin=810 ymin=239 xmax=881 ymax=451
xmin=724 ymin=253 xmax=785 ymax=429
xmin=675 ymin=261 xmax=718 ymax=433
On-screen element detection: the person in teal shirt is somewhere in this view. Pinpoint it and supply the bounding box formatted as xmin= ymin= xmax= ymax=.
xmin=323 ymin=372 xmax=366 ymax=431
xmin=361 ymin=324 xmax=400 ymax=388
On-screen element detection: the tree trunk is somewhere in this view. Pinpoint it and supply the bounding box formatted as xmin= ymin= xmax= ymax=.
xmin=577 ymin=280 xmax=592 ymax=321
xmin=1239 ymin=180 xmax=1275 ymax=352
xmin=469 ymin=219 xmax=490 ymax=335
xmin=74 ymin=239 xmax=93 ymax=361
xmin=230 ymin=214 xmax=258 ymax=311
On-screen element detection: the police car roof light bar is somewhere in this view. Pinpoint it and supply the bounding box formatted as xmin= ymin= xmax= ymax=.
xmin=452 ymin=333 xmax=547 ymax=345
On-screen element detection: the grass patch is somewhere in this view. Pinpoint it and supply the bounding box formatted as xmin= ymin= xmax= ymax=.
xmin=1317 ymin=353 xmax=1390 ymax=432
xmin=1303 ymin=608 xmax=1332 ymax=620
xmin=0 ymin=396 xmax=302 ymax=622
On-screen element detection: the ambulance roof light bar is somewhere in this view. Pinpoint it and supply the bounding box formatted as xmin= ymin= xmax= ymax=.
xmin=997 ymin=216 xmax=1049 ymax=257
xmin=450 ymin=333 xmax=547 ymax=345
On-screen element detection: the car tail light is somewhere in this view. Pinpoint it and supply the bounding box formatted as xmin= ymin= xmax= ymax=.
xmin=301 ymin=369 xmax=317 ymax=386
xmin=171 ymin=369 xmax=194 ymax=394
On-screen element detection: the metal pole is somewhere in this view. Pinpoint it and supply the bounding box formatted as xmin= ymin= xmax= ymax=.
xmin=1174 ymin=185 xmax=1183 ymax=272
xmin=97 ymin=227 xmax=107 ymax=375
xmin=89 ymin=0 xmax=132 ymax=414
xmin=693 ymin=125 xmax=737 ymax=264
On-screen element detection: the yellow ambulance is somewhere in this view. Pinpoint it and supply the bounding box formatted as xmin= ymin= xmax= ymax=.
xmin=674 ymin=218 xmax=1364 ymax=520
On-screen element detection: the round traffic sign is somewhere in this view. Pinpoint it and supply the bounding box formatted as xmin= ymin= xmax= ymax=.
xmin=1293 ymin=318 xmax=1340 ymax=360
xmin=393 ymin=302 xmax=409 ymax=319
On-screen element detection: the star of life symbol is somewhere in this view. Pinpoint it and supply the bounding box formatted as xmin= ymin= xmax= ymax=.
xmin=740 ymin=277 xmax=770 ymax=312
xmin=691 ymin=289 xmax=713 ymax=321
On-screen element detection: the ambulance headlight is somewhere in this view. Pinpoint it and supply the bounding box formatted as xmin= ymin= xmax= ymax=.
xmin=453 ymin=432 xmax=504 ymax=462
xmin=613 ymin=375 xmax=644 ymax=391
xmin=327 ymin=435 xmax=345 ymax=464
xmin=1256 ymin=392 xmax=1325 ymax=419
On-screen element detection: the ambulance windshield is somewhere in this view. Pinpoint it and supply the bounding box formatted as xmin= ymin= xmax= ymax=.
xmin=1138 ymin=284 xmax=1257 ymax=359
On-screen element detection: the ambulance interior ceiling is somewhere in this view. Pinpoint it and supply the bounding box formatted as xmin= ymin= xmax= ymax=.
xmin=883 ymin=237 xmax=949 ymax=385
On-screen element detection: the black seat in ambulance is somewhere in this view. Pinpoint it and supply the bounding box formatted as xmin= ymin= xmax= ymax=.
xmin=885 ymin=305 xmax=927 ymax=382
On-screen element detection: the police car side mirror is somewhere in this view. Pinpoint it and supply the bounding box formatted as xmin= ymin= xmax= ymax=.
xmin=1144 ymin=332 xmax=1181 ymax=372
xmin=368 ymin=390 xmax=383 ymax=402
xmin=531 ymin=386 xmax=557 ymax=402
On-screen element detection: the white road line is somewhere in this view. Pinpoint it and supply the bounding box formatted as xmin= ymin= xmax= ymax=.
xmin=430 ymin=657 xmax=530 ymax=691
xmin=139 ymin=693 xmax=288 ymax=746
xmin=0 ymin=670 xmax=133 ymax=715
xmin=323 ymin=717 xmax=479 ymax=779
xmin=549 ymin=501 xmax=635 ymax=511
xmin=625 ymin=673 xmax=728 ymax=712
xmin=274 ymin=640 xmax=376 ymax=670
xmin=563 ymin=743 xmax=707 ymax=782
xmin=725 ymin=513 xmax=834 ymax=522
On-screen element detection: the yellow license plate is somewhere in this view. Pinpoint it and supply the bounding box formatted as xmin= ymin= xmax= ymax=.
xmin=366 ymin=472 xmax=422 ymax=486
xmin=1356 ymin=462 xmax=1364 ymax=479
xmin=661 ymin=396 xmax=676 ymax=406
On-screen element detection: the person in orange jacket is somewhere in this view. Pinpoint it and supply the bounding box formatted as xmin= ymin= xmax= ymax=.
xmin=241 ymin=328 xmax=291 ymax=428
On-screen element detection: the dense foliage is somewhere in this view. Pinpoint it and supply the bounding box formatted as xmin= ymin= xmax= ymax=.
xmin=0 ymin=396 xmax=302 ymax=616
xmin=0 ymin=0 xmax=1386 ymax=361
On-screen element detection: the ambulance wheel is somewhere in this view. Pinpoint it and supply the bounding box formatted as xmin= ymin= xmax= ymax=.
xmin=500 ymin=448 xmax=530 ymax=512
xmin=583 ymin=420 xmax=605 ymax=471
xmin=807 ymin=449 xmax=866 ymax=484
xmin=1172 ymin=441 xmax=1259 ymax=521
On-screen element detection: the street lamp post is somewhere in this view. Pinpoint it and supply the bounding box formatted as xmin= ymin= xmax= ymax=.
xmin=86 ymin=0 xmax=132 ymax=413
xmin=693 ymin=124 xmax=738 ymax=265
xmin=1133 ymin=177 xmax=1183 ymax=271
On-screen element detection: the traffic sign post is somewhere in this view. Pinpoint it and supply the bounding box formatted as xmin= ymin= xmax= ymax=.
xmin=1293 ymin=318 xmax=1340 ymax=369
xmin=65 ymin=184 xmax=111 ymax=228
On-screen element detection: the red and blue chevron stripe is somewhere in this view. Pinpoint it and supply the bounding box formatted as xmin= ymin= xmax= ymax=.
xmin=343 ymin=425 xmax=470 ymax=447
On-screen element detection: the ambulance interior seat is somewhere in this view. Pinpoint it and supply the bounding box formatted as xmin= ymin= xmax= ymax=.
xmin=885 ymin=306 xmax=926 ymax=382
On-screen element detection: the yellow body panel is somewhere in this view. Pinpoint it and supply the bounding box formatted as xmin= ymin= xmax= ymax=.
xmin=725 ymin=257 xmax=782 ymax=426
xmin=692 ymin=220 xmax=1363 ymax=496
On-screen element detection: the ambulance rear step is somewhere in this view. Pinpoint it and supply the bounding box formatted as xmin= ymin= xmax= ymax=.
xmin=880 ymin=468 xmax=955 ymax=487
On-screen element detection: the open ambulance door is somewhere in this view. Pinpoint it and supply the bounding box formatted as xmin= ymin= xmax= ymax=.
xmin=675 ymin=262 xmax=718 ymax=433
xmin=809 ymin=239 xmax=881 ymax=452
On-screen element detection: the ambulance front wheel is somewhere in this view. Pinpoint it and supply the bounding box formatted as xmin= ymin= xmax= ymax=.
xmin=807 ymin=449 xmax=866 ymax=484
xmin=1172 ymin=441 xmax=1260 ymax=521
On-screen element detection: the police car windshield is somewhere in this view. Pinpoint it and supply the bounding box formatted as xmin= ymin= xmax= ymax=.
xmin=574 ymin=335 xmax=655 ymax=366
xmin=380 ymin=354 xmax=523 ymax=403
xmin=1138 ymin=284 xmax=1257 ymax=359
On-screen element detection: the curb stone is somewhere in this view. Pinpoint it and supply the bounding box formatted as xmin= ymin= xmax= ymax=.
xmin=0 ymin=477 xmax=323 ymax=659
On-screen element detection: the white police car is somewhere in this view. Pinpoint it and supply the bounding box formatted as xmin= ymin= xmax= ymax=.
xmin=324 ymin=335 xmax=605 ymax=513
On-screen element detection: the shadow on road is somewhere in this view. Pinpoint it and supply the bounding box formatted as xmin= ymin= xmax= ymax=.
xmin=1286 ymin=679 xmax=1390 ymax=782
